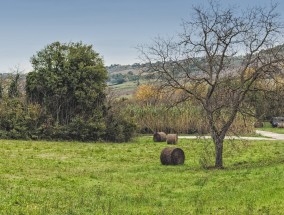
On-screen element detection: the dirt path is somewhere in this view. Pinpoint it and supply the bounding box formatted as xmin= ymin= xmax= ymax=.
xmin=179 ymin=135 xmax=273 ymax=141
xmin=179 ymin=130 xmax=284 ymax=141
xmin=255 ymin=130 xmax=284 ymax=140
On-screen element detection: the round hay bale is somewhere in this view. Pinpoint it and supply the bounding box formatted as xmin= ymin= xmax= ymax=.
xmin=153 ymin=132 xmax=167 ymax=142
xmin=277 ymin=122 xmax=284 ymax=128
xmin=166 ymin=134 xmax=178 ymax=144
xmin=160 ymin=147 xmax=185 ymax=165
xmin=254 ymin=121 xmax=263 ymax=128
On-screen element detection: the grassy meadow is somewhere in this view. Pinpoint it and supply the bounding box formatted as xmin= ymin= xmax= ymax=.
xmin=109 ymin=81 xmax=139 ymax=98
xmin=0 ymin=137 xmax=284 ymax=214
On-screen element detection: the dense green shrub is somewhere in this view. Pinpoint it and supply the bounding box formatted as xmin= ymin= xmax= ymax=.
xmin=34 ymin=115 xmax=106 ymax=141
xmin=0 ymin=97 xmax=137 ymax=142
xmin=104 ymin=114 xmax=136 ymax=142
xmin=103 ymin=97 xmax=137 ymax=142
xmin=0 ymin=97 xmax=41 ymax=139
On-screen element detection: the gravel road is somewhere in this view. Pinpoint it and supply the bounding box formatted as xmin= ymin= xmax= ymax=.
xmin=255 ymin=130 xmax=284 ymax=140
xmin=178 ymin=130 xmax=284 ymax=141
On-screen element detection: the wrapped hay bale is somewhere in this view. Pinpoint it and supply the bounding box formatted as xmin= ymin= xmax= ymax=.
xmin=166 ymin=134 xmax=178 ymax=144
xmin=277 ymin=122 xmax=284 ymax=128
xmin=153 ymin=132 xmax=167 ymax=142
xmin=254 ymin=121 xmax=263 ymax=128
xmin=160 ymin=147 xmax=185 ymax=165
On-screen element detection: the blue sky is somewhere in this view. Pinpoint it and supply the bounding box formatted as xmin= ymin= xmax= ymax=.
xmin=0 ymin=0 xmax=282 ymax=73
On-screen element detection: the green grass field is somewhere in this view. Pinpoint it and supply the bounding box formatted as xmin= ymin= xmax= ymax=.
xmin=1 ymin=137 xmax=284 ymax=214
xmin=109 ymin=81 xmax=138 ymax=98
xmin=257 ymin=122 xmax=284 ymax=134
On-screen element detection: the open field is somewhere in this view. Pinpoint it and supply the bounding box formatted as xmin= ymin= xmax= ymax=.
xmin=1 ymin=137 xmax=284 ymax=214
xmin=109 ymin=81 xmax=138 ymax=97
xmin=108 ymin=79 xmax=150 ymax=98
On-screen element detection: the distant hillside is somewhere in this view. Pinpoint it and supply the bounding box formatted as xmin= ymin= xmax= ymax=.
xmin=106 ymin=63 xmax=149 ymax=87
xmin=106 ymin=63 xmax=154 ymax=97
xmin=106 ymin=63 xmax=144 ymax=75
xmin=105 ymin=44 xmax=284 ymax=97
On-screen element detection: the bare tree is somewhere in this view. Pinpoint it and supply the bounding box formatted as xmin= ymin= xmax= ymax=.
xmin=139 ymin=1 xmax=284 ymax=168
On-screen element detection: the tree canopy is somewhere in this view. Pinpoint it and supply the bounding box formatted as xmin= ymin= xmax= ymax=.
xmin=26 ymin=41 xmax=108 ymax=125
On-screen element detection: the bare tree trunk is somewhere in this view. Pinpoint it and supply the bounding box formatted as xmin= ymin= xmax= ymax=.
xmin=214 ymin=138 xmax=224 ymax=168
xmin=211 ymin=129 xmax=225 ymax=168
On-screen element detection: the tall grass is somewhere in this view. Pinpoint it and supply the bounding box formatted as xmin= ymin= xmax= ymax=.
xmin=126 ymin=102 xmax=255 ymax=135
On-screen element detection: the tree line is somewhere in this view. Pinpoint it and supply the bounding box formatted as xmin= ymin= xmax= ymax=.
xmin=0 ymin=42 xmax=136 ymax=142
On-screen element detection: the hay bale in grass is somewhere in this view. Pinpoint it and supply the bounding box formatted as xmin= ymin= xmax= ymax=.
xmin=160 ymin=147 xmax=185 ymax=165
xmin=277 ymin=122 xmax=284 ymax=128
xmin=153 ymin=132 xmax=167 ymax=142
xmin=166 ymin=134 xmax=178 ymax=144
xmin=254 ymin=121 xmax=263 ymax=128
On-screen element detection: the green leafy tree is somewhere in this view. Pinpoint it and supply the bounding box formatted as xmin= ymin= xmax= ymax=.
xmin=0 ymin=77 xmax=4 ymax=99
xmin=8 ymin=73 xmax=20 ymax=98
xmin=26 ymin=42 xmax=108 ymax=125
xmin=25 ymin=41 xmax=136 ymax=142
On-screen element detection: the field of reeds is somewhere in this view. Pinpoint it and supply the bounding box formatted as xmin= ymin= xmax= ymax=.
xmin=125 ymin=102 xmax=255 ymax=135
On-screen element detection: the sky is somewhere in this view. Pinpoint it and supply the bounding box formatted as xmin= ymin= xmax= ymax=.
xmin=0 ymin=0 xmax=283 ymax=73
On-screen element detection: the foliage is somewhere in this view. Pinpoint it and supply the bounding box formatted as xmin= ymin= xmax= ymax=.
xmin=109 ymin=73 xmax=126 ymax=84
xmin=126 ymin=101 xmax=254 ymax=135
xmin=0 ymin=42 xmax=136 ymax=142
xmin=104 ymin=97 xmax=137 ymax=142
xmin=23 ymin=41 xmax=131 ymax=142
xmin=109 ymin=72 xmax=139 ymax=85
xmin=8 ymin=73 xmax=21 ymax=98
xmin=104 ymin=113 xmax=137 ymax=142
xmin=247 ymin=75 xmax=284 ymax=120
xmin=0 ymin=97 xmax=41 ymax=139
xmin=26 ymin=41 xmax=108 ymax=125
xmin=0 ymin=138 xmax=284 ymax=214
xmin=34 ymin=112 xmax=106 ymax=141
xmin=0 ymin=97 xmax=136 ymax=142
xmin=0 ymin=78 xmax=4 ymax=99
xmin=134 ymin=84 xmax=159 ymax=105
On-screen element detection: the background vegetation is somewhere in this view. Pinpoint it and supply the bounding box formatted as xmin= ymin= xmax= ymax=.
xmin=106 ymin=65 xmax=284 ymax=136
xmin=0 ymin=42 xmax=136 ymax=142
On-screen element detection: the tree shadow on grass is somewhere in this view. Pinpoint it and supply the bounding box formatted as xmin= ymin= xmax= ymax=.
xmin=225 ymin=158 xmax=284 ymax=171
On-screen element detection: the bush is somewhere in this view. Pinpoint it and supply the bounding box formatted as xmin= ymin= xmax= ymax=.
xmin=0 ymin=96 xmax=136 ymax=142
xmin=104 ymin=113 xmax=136 ymax=142
xmin=36 ymin=116 xmax=106 ymax=141
xmin=0 ymin=98 xmax=42 ymax=139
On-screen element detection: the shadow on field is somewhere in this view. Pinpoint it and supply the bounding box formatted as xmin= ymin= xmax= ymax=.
xmin=228 ymin=158 xmax=284 ymax=170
